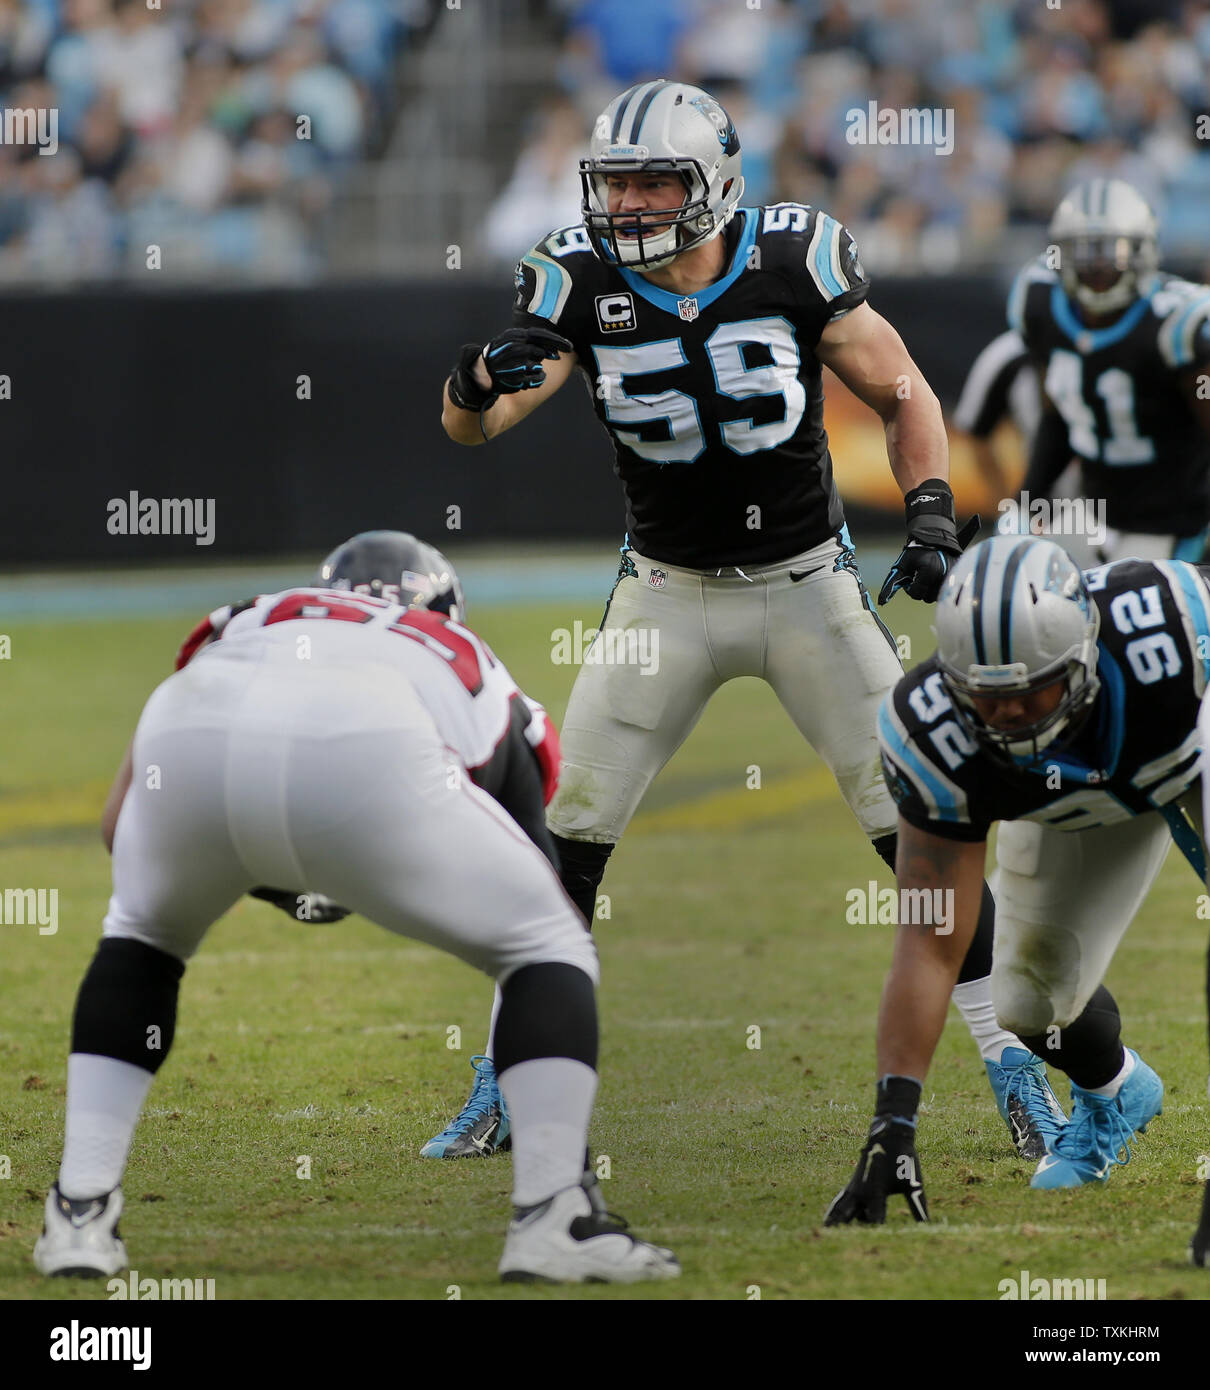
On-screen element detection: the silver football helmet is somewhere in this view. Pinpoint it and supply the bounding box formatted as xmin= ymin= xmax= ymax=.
xmin=580 ymin=79 xmax=744 ymax=270
xmin=934 ymin=536 xmax=1101 ymax=765
xmin=1048 ymin=179 xmax=1159 ymax=316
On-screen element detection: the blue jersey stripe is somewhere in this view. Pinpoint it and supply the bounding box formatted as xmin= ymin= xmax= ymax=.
xmin=1169 ymin=562 xmax=1210 ymax=686
xmin=814 ymin=215 xmax=846 ymax=298
xmin=1162 ymin=293 xmax=1210 ymax=367
xmin=877 ymin=697 xmax=961 ymax=823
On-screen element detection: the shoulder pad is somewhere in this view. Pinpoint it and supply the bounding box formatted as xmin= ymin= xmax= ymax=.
xmin=514 ymin=225 xmax=592 ymax=323
xmin=757 ymin=203 xmax=869 ymax=314
xmin=1149 ymin=276 xmax=1210 ymax=369
xmin=1007 ymin=258 xmax=1056 ymax=339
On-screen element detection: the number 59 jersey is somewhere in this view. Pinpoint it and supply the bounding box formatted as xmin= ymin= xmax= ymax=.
xmin=878 ymin=559 xmax=1210 ymax=841
xmin=512 ymin=204 xmax=869 ymax=568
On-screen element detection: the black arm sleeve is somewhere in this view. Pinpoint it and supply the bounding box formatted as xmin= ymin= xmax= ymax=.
xmin=470 ymin=699 xmax=560 ymax=872
xmin=1021 ymin=406 xmax=1073 ymax=499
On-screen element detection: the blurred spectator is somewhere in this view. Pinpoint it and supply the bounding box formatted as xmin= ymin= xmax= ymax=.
xmin=481 ymin=95 xmax=586 ymax=264
xmin=2 ymin=0 xmax=429 ymax=281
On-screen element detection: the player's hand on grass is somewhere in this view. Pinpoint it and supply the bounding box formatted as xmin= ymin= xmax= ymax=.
xmin=878 ymin=479 xmax=980 ymax=605
xmin=249 ymin=886 xmax=351 ymax=924
xmin=825 ymin=1076 xmax=928 ymax=1225
xmin=447 ymin=329 xmax=573 ymax=411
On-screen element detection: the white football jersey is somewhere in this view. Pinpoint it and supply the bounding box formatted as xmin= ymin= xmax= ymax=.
xmin=179 ymin=588 xmax=560 ymax=829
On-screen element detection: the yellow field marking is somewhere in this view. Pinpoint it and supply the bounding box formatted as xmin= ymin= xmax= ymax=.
xmin=3 ymin=763 xmax=843 ymax=842
xmin=631 ymin=764 xmax=840 ymax=833
xmin=0 ymin=780 xmax=109 ymax=835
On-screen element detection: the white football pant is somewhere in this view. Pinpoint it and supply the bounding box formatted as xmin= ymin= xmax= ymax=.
xmin=548 ymin=532 xmax=903 ymax=844
xmin=104 ymin=638 xmax=598 ymax=983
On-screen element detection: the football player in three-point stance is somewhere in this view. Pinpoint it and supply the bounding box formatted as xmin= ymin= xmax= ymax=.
xmin=33 ymin=531 xmax=679 ymax=1285
xmin=828 ymin=536 xmax=1206 ymax=1262
xmin=436 ymin=79 xmax=1067 ymax=1162
xmin=1011 ymin=179 xmax=1210 ymax=568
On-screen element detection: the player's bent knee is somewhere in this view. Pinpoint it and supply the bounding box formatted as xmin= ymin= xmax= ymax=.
xmin=993 ymin=971 xmax=1056 ymax=1039
xmin=72 ymin=936 xmax=185 ymax=1074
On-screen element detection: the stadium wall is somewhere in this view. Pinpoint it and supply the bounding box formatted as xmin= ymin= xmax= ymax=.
xmin=7 ymin=276 xmax=1006 ymax=564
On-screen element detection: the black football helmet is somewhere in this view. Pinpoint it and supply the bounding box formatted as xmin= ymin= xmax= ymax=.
xmin=314 ymin=530 xmax=465 ymax=621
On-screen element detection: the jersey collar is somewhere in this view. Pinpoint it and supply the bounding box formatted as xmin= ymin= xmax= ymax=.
xmin=1050 ymin=282 xmax=1152 ymax=352
xmin=616 ymin=208 xmax=757 ymax=317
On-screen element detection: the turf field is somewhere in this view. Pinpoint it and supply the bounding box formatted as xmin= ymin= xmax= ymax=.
xmin=1 ymin=555 xmax=1208 ymax=1302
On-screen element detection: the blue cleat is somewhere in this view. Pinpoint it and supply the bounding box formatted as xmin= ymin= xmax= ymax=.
xmin=1031 ymin=1050 xmax=1162 ymax=1190
xmin=985 ymin=1046 xmax=1068 ymax=1160
xmin=420 ymin=1055 xmax=511 ymax=1158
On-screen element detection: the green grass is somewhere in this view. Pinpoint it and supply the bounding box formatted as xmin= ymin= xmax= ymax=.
xmin=1 ymin=596 xmax=1207 ymax=1300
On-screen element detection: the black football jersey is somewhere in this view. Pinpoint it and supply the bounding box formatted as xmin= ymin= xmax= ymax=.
xmin=1008 ymin=260 xmax=1210 ymax=536
xmin=511 ymin=204 xmax=870 ymax=568
xmin=878 ymin=558 xmax=1210 ymax=843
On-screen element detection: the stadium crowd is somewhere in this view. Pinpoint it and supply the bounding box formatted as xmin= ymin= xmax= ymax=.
xmin=4 ymin=0 xmax=1209 ymax=280
xmin=0 ymin=0 xmax=431 ymax=280
xmin=486 ymin=0 xmax=1210 ymax=273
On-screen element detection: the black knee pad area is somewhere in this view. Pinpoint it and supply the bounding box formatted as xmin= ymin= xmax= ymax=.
xmin=72 ymin=937 xmax=185 ymax=1075
xmin=494 ymin=962 xmax=598 ymax=1074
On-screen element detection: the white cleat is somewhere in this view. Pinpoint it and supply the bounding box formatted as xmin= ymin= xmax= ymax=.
xmin=499 ymin=1180 xmax=680 ymax=1284
xmin=33 ymin=1183 xmax=128 ymax=1278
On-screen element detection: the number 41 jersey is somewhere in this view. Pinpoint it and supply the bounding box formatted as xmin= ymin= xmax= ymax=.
xmin=512 ymin=205 xmax=869 ymax=568
xmin=878 ymin=559 xmax=1210 ymax=841
xmin=1009 ymin=259 xmax=1210 ymax=536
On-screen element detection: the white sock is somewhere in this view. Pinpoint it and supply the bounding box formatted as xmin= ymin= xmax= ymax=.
xmin=497 ymin=1057 xmax=597 ymax=1207
xmin=951 ymin=977 xmax=1023 ymax=1064
xmin=484 ymin=984 xmax=503 ymax=1063
xmin=1086 ymin=1048 xmax=1134 ymax=1098
xmin=58 ymin=1054 xmax=154 ymax=1199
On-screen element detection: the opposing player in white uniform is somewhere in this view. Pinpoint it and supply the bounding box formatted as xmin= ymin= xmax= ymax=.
xmin=32 ymin=531 xmax=679 ymax=1285
xmin=433 ymin=79 xmax=1068 ymax=1162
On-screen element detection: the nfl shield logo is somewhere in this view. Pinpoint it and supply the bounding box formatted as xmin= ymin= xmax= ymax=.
xmin=649 ymin=568 xmax=667 ymax=589
xmin=677 ymin=297 xmax=699 ymax=322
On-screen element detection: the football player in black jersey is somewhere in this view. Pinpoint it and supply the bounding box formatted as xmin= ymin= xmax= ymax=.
xmin=827 ymin=534 xmax=1210 ymax=1265
xmin=1011 ymin=179 xmax=1210 ymax=565
xmin=434 ymin=78 xmax=1063 ymax=1163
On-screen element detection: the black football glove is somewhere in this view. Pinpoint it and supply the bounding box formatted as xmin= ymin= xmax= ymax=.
xmin=878 ymin=479 xmax=980 ymax=605
xmin=825 ymin=1076 xmax=929 ymax=1225
xmin=249 ymin=886 xmax=350 ymax=924
xmin=446 ymin=328 xmax=573 ymax=412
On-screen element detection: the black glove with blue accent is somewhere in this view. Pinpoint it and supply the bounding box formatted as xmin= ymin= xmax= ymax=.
xmin=447 ymin=328 xmax=573 ymax=413
xmin=878 ymin=479 xmax=980 ymax=605
xmin=825 ymin=1076 xmax=929 ymax=1225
